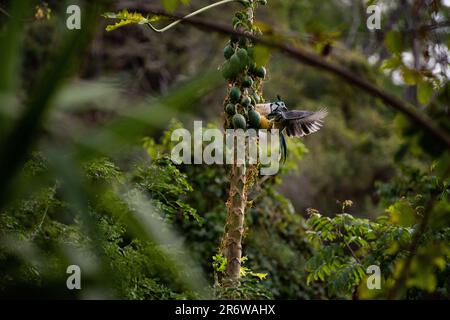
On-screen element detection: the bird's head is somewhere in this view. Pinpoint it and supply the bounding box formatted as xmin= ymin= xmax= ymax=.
xmin=268 ymin=100 xmax=288 ymax=119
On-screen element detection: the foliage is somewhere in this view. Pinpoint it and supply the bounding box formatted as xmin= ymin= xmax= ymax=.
xmin=162 ymin=0 xmax=191 ymax=13
xmin=1 ymin=0 xmax=449 ymax=301
xmin=0 ymin=120 xmax=322 ymax=299
xmin=102 ymin=10 xmax=163 ymax=32
xmin=305 ymin=163 xmax=450 ymax=299
xmin=131 ymin=157 xmax=202 ymax=224
xmin=154 ymin=121 xmax=323 ymax=299
xmin=0 ymin=150 xmax=205 ymax=299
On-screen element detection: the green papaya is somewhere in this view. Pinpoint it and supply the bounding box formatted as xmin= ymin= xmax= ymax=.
xmin=232 ymin=114 xmax=247 ymax=129
xmin=248 ymin=110 xmax=261 ymax=129
xmin=225 ymin=103 xmax=236 ymax=115
xmin=229 ymin=54 xmax=241 ymax=70
xmin=229 ymin=86 xmax=241 ymax=103
xmin=241 ymin=96 xmax=252 ymax=107
xmin=242 ymin=76 xmax=253 ymax=88
xmin=222 ymin=61 xmax=238 ymax=80
xmin=224 ymin=45 xmax=234 ymax=60
xmin=252 ymin=92 xmax=261 ymax=104
xmin=236 ymin=48 xmax=248 ymax=65
xmin=255 ymin=66 xmax=267 ymax=79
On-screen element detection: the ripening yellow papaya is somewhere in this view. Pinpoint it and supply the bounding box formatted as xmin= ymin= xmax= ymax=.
xmin=259 ymin=115 xmax=270 ymax=129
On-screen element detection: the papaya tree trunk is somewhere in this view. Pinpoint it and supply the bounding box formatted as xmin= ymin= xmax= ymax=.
xmin=219 ymin=1 xmax=263 ymax=287
xmin=222 ymin=163 xmax=248 ymax=282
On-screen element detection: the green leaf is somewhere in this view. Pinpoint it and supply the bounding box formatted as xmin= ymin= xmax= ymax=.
xmin=406 ymin=263 xmax=437 ymax=292
xmin=385 ymin=31 xmax=403 ymax=54
xmin=250 ymin=272 xmax=268 ymax=280
xmin=401 ymin=67 xmax=421 ymax=85
xmin=163 ymin=0 xmax=179 ymax=13
xmin=102 ymin=10 xmax=161 ymax=32
xmin=387 ymin=199 xmax=416 ymax=227
xmin=380 ymin=55 xmax=401 ymax=71
xmin=212 ymin=254 xmax=227 ymax=273
xmin=417 ymin=80 xmax=434 ymax=105
xmin=252 ymin=45 xmax=271 ymax=67
xmin=306 ymin=273 xmax=314 ymax=286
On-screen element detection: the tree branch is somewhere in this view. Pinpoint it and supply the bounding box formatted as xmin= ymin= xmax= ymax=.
xmin=0 ymin=6 xmax=10 ymax=17
xmin=115 ymin=3 xmax=450 ymax=149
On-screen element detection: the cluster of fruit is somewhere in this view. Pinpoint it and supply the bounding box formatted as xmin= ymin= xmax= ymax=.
xmin=222 ymin=0 xmax=268 ymax=130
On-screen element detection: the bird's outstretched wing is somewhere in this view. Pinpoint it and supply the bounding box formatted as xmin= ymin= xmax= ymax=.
xmin=281 ymin=108 xmax=328 ymax=137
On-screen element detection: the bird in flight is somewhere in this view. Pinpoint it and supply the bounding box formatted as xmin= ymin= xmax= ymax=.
xmin=255 ymin=98 xmax=328 ymax=161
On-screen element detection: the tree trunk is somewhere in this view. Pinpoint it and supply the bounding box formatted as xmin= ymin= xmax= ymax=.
xmin=221 ymin=163 xmax=248 ymax=283
xmin=219 ymin=2 xmax=259 ymax=287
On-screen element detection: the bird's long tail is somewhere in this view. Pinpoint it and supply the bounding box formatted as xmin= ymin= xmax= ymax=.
xmin=280 ymin=132 xmax=287 ymax=163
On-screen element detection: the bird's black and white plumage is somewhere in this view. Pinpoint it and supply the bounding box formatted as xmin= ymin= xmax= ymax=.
xmin=256 ymin=101 xmax=328 ymax=137
xmin=278 ymin=108 xmax=328 ymax=138
xmin=255 ymin=100 xmax=328 ymax=162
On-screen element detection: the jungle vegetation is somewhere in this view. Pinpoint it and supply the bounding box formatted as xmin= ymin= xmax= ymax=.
xmin=0 ymin=0 xmax=449 ymax=300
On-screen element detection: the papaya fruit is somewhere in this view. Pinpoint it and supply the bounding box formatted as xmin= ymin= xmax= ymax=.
xmin=232 ymin=114 xmax=247 ymax=129
xmin=224 ymin=45 xmax=234 ymax=60
xmin=242 ymin=76 xmax=253 ymax=88
xmin=241 ymin=96 xmax=252 ymax=107
xmin=222 ymin=61 xmax=236 ymax=80
xmin=229 ymin=86 xmax=241 ymax=103
xmin=248 ymin=110 xmax=261 ymax=129
xmin=236 ymin=48 xmax=248 ymax=61
xmin=252 ymin=92 xmax=261 ymax=104
xmin=225 ymin=103 xmax=236 ymax=115
xmin=255 ymin=66 xmax=267 ymax=79
xmin=259 ymin=115 xmax=270 ymax=129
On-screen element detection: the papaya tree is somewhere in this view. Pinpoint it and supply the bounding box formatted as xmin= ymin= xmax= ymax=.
xmin=103 ymin=0 xmax=270 ymax=289
xmin=219 ymin=0 xmax=268 ymax=287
